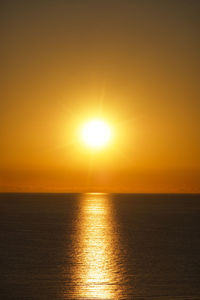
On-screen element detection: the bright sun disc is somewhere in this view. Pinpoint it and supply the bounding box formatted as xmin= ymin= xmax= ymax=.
xmin=82 ymin=120 xmax=111 ymax=148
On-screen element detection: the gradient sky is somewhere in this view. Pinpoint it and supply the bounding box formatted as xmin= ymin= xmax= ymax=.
xmin=1 ymin=0 xmax=200 ymax=192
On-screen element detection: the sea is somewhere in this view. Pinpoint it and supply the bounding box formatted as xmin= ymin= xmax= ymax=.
xmin=0 ymin=193 xmax=200 ymax=300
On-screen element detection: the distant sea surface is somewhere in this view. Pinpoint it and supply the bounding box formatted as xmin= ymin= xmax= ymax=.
xmin=0 ymin=193 xmax=200 ymax=300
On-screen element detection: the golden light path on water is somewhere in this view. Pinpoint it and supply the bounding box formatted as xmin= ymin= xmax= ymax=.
xmin=70 ymin=193 xmax=126 ymax=299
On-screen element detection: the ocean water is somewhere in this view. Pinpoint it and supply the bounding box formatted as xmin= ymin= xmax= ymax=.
xmin=0 ymin=193 xmax=200 ymax=299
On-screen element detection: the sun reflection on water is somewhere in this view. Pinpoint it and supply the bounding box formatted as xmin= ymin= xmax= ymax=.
xmin=71 ymin=193 xmax=125 ymax=299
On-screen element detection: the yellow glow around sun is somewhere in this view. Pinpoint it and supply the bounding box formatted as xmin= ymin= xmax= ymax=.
xmin=81 ymin=120 xmax=111 ymax=148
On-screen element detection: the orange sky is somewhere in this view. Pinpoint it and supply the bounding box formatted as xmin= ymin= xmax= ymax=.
xmin=1 ymin=0 xmax=200 ymax=193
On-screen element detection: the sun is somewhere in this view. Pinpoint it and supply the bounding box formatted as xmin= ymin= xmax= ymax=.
xmin=81 ymin=119 xmax=111 ymax=149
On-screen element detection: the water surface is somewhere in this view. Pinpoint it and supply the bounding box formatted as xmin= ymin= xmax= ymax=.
xmin=0 ymin=193 xmax=200 ymax=299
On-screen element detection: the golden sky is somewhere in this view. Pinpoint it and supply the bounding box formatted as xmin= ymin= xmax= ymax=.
xmin=1 ymin=0 xmax=200 ymax=192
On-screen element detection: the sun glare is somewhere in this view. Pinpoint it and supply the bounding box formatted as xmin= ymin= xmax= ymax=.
xmin=81 ymin=120 xmax=111 ymax=149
